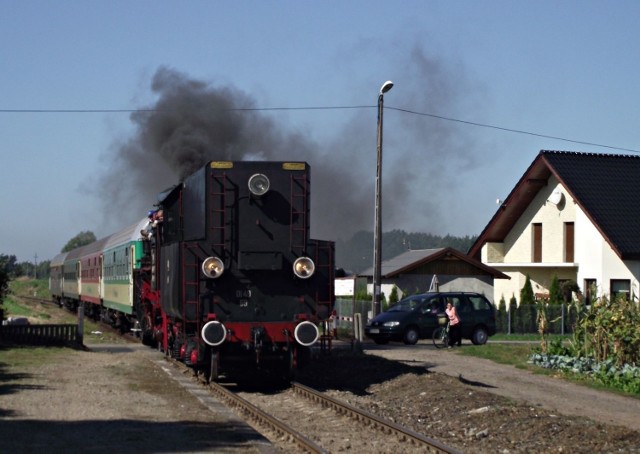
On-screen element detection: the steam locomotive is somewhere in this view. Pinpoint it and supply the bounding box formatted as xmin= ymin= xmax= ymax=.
xmin=50 ymin=161 xmax=335 ymax=380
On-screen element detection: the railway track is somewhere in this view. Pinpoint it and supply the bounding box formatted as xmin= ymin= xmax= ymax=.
xmin=206 ymin=376 xmax=459 ymax=453
xmin=19 ymin=295 xmax=60 ymax=307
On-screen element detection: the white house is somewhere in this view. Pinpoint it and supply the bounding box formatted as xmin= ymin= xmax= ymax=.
xmin=469 ymin=150 xmax=640 ymax=303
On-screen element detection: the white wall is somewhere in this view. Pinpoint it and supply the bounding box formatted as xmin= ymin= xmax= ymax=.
xmin=574 ymin=205 xmax=640 ymax=298
xmin=502 ymin=178 xmax=576 ymax=264
xmin=489 ymin=178 xmax=577 ymax=302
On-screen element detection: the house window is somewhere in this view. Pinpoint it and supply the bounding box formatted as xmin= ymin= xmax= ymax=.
xmin=583 ymin=279 xmax=596 ymax=304
xmin=532 ymin=223 xmax=542 ymax=262
xmin=610 ymin=279 xmax=630 ymax=301
xmin=564 ymin=222 xmax=574 ymax=262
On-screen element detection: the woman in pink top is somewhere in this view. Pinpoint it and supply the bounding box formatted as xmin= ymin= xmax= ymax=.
xmin=445 ymin=300 xmax=461 ymax=347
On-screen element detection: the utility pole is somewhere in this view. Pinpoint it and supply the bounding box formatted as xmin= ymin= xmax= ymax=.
xmin=372 ymin=80 xmax=394 ymax=317
xmin=33 ymin=253 xmax=38 ymax=279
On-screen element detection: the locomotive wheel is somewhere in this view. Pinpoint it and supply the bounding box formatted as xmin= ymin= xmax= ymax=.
xmin=295 ymin=346 xmax=311 ymax=369
xmin=171 ymin=340 xmax=182 ymax=359
xmin=209 ymin=352 xmax=219 ymax=382
xmin=283 ymin=349 xmax=294 ymax=381
xmin=141 ymin=316 xmax=157 ymax=348
xmin=140 ymin=317 xmax=151 ymax=345
xmin=118 ymin=316 xmax=131 ymax=335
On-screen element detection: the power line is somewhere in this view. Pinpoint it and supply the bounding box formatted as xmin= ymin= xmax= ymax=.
xmin=387 ymin=106 xmax=640 ymax=154
xmin=0 ymin=109 xmax=155 ymax=113
xmin=1 ymin=104 xmax=638 ymax=154
xmin=0 ymin=105 xmax=373 ymax=113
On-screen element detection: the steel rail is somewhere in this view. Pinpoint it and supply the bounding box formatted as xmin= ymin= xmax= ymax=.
xmin=207 ymin=381 xmax=328 ymax=454
xmin=19 ymin=295 xmax=58 ymax=306
xmin=291 ymin=382 xmax=461 ymax=454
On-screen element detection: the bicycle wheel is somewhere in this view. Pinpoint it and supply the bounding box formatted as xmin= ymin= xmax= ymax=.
xmin=432 ymin=326 xmax=449 ymax=349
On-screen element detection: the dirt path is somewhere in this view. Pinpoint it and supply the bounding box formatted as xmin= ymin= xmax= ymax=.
xmin=0 ymin=344 xmax=274 ymax=453
xmin=2 ymin=339 xmax=639 ymax=453
xmin=362 ymin=341 xmax=640 ymax=432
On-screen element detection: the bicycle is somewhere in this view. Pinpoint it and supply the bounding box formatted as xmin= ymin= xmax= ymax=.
xmin=432 ymin=316 xmax=450 ymax=349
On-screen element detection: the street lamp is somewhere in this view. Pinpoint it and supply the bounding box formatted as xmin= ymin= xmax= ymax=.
xmin=372 ymin=80 xmax=393 ymax=317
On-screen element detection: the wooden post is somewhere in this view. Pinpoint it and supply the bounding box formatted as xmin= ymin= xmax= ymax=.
xmin=77 ymin=303 xmax=84 ymax=346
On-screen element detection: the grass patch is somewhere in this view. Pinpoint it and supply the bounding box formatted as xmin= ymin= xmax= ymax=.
xmin=459 ymin=343 xmax=536 ymax=370
xmin=2 ymin=297 xmax=32 ymax=316
xmin=491 ymin=333 xmax=571 ymax=342
xmin=7 ymin=278 xmax=50 ymax=300
xmin=0 ymin=346 xmax=68 ymax=368
xmin=459 ymin=342 xmax=640 ymax=394
xmin=3 ymin=278 xmax=127 ymax=345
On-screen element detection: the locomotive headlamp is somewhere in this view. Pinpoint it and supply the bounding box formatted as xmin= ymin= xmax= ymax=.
xmin=248 ymin=173 xmax=270 ymax=196
xmin=202 ymin=256 xmax=224 ymax=279
xmin=293 ymin=257 xmax=315 ymax=279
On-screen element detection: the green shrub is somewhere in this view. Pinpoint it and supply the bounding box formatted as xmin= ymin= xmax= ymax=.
xmin=530 ymin=354 xmax=640 ymax=395
xmin=572 ymin=295 xmax=640 ymax=366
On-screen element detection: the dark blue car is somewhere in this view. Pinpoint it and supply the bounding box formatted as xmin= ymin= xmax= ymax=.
xmin=364 ymin=292 xmax=496 ymax=345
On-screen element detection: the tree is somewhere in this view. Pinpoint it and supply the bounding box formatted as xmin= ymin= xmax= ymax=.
xmin=560 ymin=279 xmax=580 ymax=304
xmin=520 ymin=274 xmax=535 ymax=306
xmin=508 ymin=294 xmax=517 ymax=334
xmin=62 ymin=231 xmax=97 ymax=253
xmin=0 ymin=259 xmax=10 ymax=310
xmin=548 ymin=275 xmax=562 ymax=305
xmin=0 ymin=254 xmax=19 ymax=277
xmin=388 ymin=285 xmax=399 ymax=305
xmin=497 ymin=295 xmax=507 ymax=332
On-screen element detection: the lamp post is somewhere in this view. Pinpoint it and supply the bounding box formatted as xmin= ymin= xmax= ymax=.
xmin=372 ymin=80 xmax=393 ymax=317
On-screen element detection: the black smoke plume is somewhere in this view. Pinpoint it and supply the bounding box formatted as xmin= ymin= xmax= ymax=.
xmin=92 ymin=48 xmax=479 ymax=244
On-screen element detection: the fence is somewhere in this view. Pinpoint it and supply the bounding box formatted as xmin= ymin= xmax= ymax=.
xmin=496 ymin=303 xmax=580 ymax=335
xmin=334 ymin=298 xmax=579 ymax=335
xmin=0 ymin=324 xmax=81 ymax=346
xmin=334 ymin=298 xmax=372 ymax=331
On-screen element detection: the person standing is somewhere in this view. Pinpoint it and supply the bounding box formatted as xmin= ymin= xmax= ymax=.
xmin=445 ymin=300 xmax=461 ymax=347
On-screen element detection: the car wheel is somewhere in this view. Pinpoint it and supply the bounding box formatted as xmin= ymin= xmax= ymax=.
xmin=472 ymin=326 xmax=488 ymax=345
xmin=373 ymin=338 xmax=389 ymax=345
xmin=403 ymin=327 xmax=419 ymax=345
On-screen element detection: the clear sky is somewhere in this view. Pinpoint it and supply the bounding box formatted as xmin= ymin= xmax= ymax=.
xmin=2 ymin=1 xmax=640 ymax=264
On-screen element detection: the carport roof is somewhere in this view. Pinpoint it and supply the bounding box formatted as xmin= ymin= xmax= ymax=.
xmin=359 ymin=247 xmax=509 ymax=279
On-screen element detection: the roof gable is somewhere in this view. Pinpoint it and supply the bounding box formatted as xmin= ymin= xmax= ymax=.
xmin=469 ymin=150 xmax=640 ymax=259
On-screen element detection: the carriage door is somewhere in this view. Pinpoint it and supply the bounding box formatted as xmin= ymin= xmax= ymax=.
xmin=129 ymin=245 xmax=135 ymax=300
xmin=76 ymin=261 xmax=82 ymax=296
xmin=99 ymin=255 xmax=104 ymax=299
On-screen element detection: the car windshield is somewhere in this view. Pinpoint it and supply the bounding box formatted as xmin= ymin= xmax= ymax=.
xmin=387 ymin=297 xmax=425 ymax=312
